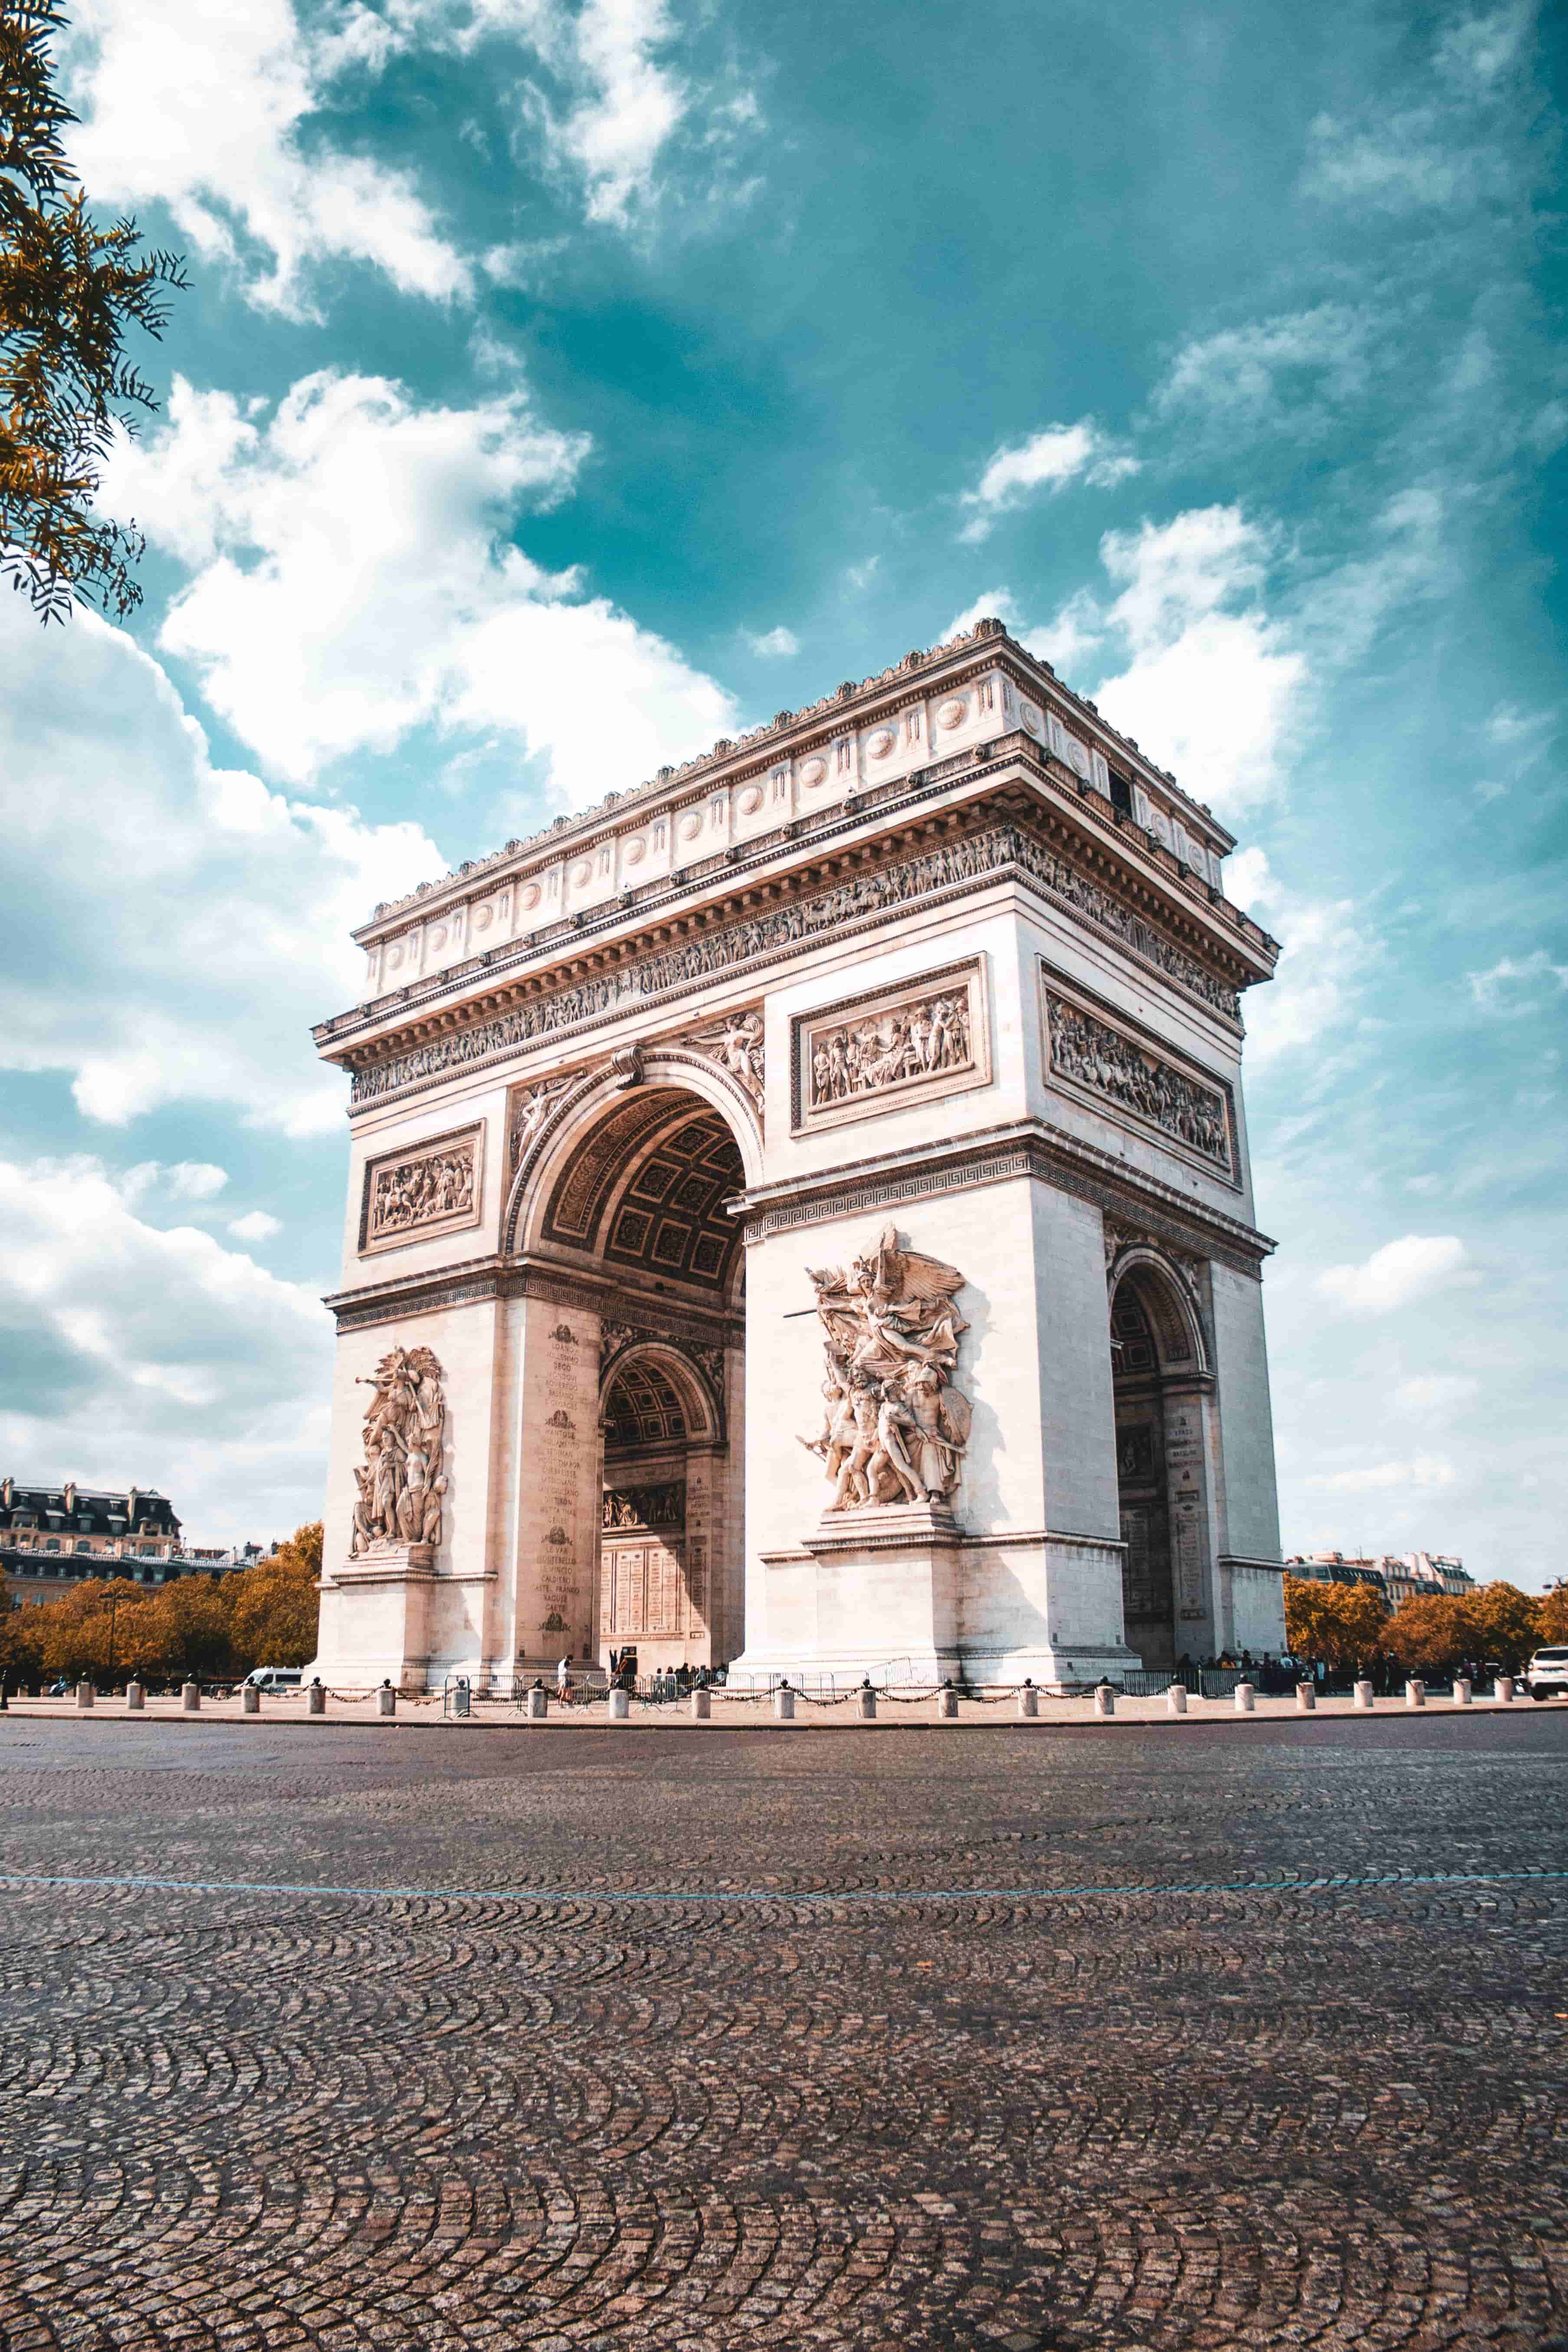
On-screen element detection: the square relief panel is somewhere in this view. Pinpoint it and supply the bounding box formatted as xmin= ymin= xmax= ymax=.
xmin=1040 ymin=964 xmax=1238 ymax=1184
xmin=791 ymin=956 xmax=991 ymax=1135
xmin=359 ymin=1122 xmax=485 ymax=1255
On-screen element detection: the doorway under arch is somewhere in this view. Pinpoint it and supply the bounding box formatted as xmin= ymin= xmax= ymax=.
xmin=1109 ymin=1253 xmax=1210 ymax=1671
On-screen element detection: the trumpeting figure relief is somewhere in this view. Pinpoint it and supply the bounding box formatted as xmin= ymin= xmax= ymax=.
xmin=800 ymin=1227 xmax=973 ymax=1510
xmin=351 ymin=1343 xmax=449 ymax=1552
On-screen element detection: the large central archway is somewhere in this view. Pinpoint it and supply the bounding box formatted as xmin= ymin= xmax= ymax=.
xmin=505 ymin=1059 xmax=753 ymax=1679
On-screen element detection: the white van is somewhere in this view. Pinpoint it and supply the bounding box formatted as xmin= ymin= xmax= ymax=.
xmin=1525 ymin=1647 xmax=1568 ymax=1700
xmin=244 ymin=1667 xmax=304 ymax=1692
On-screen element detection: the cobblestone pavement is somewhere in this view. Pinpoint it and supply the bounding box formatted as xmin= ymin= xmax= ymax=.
xmin=0 ymin=1715 xmax=1565 ymax=2352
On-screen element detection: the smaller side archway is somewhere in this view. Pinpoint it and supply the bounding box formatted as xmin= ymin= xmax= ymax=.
xmin=1108 ymin=1248 xmax=1214 ymax=1671
xmin=597 ymin=1339 xmax=734 ymax=1676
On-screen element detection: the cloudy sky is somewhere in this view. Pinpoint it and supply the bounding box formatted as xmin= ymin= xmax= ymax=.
xmin=3 ymin=0 xmax=1563 ymax=1574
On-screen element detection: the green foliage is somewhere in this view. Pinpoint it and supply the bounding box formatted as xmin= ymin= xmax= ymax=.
xmin=0 ymin=0 xmax=186 ymax=620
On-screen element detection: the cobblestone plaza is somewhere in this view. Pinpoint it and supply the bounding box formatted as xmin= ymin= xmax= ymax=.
xmin=1 ymin=1713 xmax=1565 ymax=2350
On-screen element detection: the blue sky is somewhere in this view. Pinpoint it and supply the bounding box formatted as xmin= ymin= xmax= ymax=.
xmin=1 ymin=0 xmax=1563 ymax=1573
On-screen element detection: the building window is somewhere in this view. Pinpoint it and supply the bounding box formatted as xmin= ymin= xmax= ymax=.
xmin=45 ymin=1538 xmax=59 ymax=1553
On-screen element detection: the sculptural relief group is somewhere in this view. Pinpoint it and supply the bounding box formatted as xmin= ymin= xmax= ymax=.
xmin=808 ymin=992 xmax=971 ymax=1109
xmin=801 ymin=1227 xmax=973 ymax=1512
xmin=1048 ymin=995 xmax=1231 ymax=1170
xmin=368 ymin=1145 xmax=476 ymax=1239
xmin=351 ymin=1345 xmax=449 ymax=1554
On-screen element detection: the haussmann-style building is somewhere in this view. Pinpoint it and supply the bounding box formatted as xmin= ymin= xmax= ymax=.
xmin=308 ymin=617 xmax=1286 ymax=1693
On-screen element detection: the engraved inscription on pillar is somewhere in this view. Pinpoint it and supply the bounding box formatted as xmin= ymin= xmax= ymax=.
xmin=1164 ymin=1402 xmax=1209 ymax=1623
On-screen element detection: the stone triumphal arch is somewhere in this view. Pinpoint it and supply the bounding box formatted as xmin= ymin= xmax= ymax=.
xmin=311 ymin=617 xmax=1285 ymax=1690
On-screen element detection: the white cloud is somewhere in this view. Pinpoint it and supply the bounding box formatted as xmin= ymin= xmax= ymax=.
xmin=958 ymin=419 xmax=1138 ymax=543
xmin=463 ymin=0 xmax=761 ymax=230
xmin=64 ymin=0 xmax=469 ymax=315
xmin=1153 ymin=304 xmax=1372 ymax=430
xmin=0 ymin=1156 xmax=330 ymax=1535
xmin=1305 ymin=1455 xmax=1459 ymax=1493
xmin=165 ymin=1162 xmax=230 ymax=1201
xmin=103 ymin=369 xmax=735 ymax=800
xmin=941 ymin=590 xmax=1020 ymax=641
xmin=744 ymin=625 xmax=799 ymax=659
xmin=0 ymin=603 xmax=445 ymax=1133
xmin=1315 ymin=1234 xmax=1475 ymax=1314
xmin=229 ymin=1210 xmax=284 ymax=1243
xmin=1467 ymin=948 xmax=1568 ymax=1013
xmin=1089 ymin=508 xmax=1306 ymax=814
xmin=1394 ymin=1374 xmax=1481 ymax=1413
xmin=1224 ymin=850 xmax=1368 ymax=1064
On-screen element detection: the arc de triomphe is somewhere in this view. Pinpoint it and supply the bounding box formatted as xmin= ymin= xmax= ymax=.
xmin=310 ymin=617 xmax=1285 ymax=1691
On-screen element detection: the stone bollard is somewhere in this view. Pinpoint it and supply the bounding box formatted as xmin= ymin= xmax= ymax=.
xmin=308 ymin=1682 xmax=326 ymax=1716
xmin=1166 ymin=1683 xmax=1187 ymax=1715
xmin=608 ymin=1687 xmax=630 ymax=1721
xmin=125 ymin=1681 xmax=144 ymax=1712
xmin=1235 ymin=1682 xmax=1256 ymax=1712
xmin=182 ymin=1682 xmax=200 ymax=1713
xmin=857 ymin=1686 xmax=877 ymax=1720
xmin=1453 ymin=1678 xmax=1472 ymax=1706
xmin=1093 ymin=1684 xmax=1115 ymax=1718
xmin=1296 ymin=1683 xmax=1316 ymax=1712
xmin=525 ymin=1686 xmax=547 ymax=1720
xmin=75 ymin=1681 xmax=95 ymax=1711
xmin=690 ymin=1686 xmax=711 ymax=1720
xmin=242 ymin=1684 xmax=260 ymax=1715
xmin=378 ymin=1684 xmax=397 ymax=1718
xmin=1018 ymin=1683 xmax=1038 ymax=1718
xmin=937 ymin=1683 xmax=959 ymax=1719
xmin=773 ymin=1682 xmax=796 ymax=1722
xmin=1496 ymin=1675 xmax=1515 ymax=1703
xmin=1405 ymin=1679 xmax=1426 ymax=1709
xmin=1354 ymin=1680 xmax=1374 ymax=1709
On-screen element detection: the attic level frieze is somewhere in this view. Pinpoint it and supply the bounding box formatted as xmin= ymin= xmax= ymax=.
xmin=317 ymin=735 xmax=1276 ymax=1063
xmin=331 ymin=805 xmax=1273 ymax=1115
xmin=348 ymin=625 xmax=1241 ymax=1005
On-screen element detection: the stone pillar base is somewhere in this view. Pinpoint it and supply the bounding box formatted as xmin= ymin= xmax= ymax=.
xmin=315 ymin=1541 xmax=435 ymax=1695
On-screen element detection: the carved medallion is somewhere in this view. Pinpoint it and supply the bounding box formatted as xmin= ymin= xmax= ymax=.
xmin=360 ymin=1124 xmax=483 ymax=1255
xmin=792 ymin=958 xmax=990 ymax=1134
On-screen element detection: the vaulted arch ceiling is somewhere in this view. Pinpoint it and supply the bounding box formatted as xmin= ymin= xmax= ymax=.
xmin=541 ymin=1089 xmax=745 ymax=1293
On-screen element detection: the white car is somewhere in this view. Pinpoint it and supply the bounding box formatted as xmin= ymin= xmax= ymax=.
xmin=244 ymin=1666 xmax=304 ymax=1692
xmin=1526 ymin=1647 xmax=1568 ymax=1700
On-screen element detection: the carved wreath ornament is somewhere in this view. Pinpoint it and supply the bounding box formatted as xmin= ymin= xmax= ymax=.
xmin=351 ymin=1343 xmax=449 ymax=1554
xmin=800 ymin=1227 xmax=972 ymax=1511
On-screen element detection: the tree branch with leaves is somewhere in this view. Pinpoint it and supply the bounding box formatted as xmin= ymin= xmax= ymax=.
xmin=1 ymin=0 xmax=185 ymax=620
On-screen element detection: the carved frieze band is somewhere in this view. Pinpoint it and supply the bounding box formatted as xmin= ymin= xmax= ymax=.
xmin=349 ymin=820 xmax=1241 ymax=1110
xmin=1042 ymin=972 xmax=1238 ymax=1185
xmin=358 ymin=1123 xmax=483 ymax=1256
xmin=791 ymin=958 xmax=989 ymax=1135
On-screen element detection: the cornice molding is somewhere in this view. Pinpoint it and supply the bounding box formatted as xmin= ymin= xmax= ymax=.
xmin=316 ymin=737 xmax=1277 ymax=1065
xmin=324 ymin=1251 xmax=745 ymax=1341
xmin=731 ymin=1116 xmax=1275 ymax=1275
xmin=338 ymin=808 xmax=1262 ymax=1118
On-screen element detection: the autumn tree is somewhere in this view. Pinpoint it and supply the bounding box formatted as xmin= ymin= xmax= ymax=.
xmin=226 ymin=1523 xmax=323 ymax=1672
xmin=1 ymin=0 xmax=186 ymax=620
xmin=33 ymin=1576 xmax=158 ymax=1683
xmin=1535 ymin=1587 xmax=1568 ymax=1646
xmin=1383 ymin=1594 xmax=1476 ymax=1683
xmin=146 ymin=1573 xmax=235 ymax=1682
xmin=1467 ymin=1582 xmax=1543 ymax=1676
xmin=1283 ymin=1575 xmax=1389 ymax=1681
